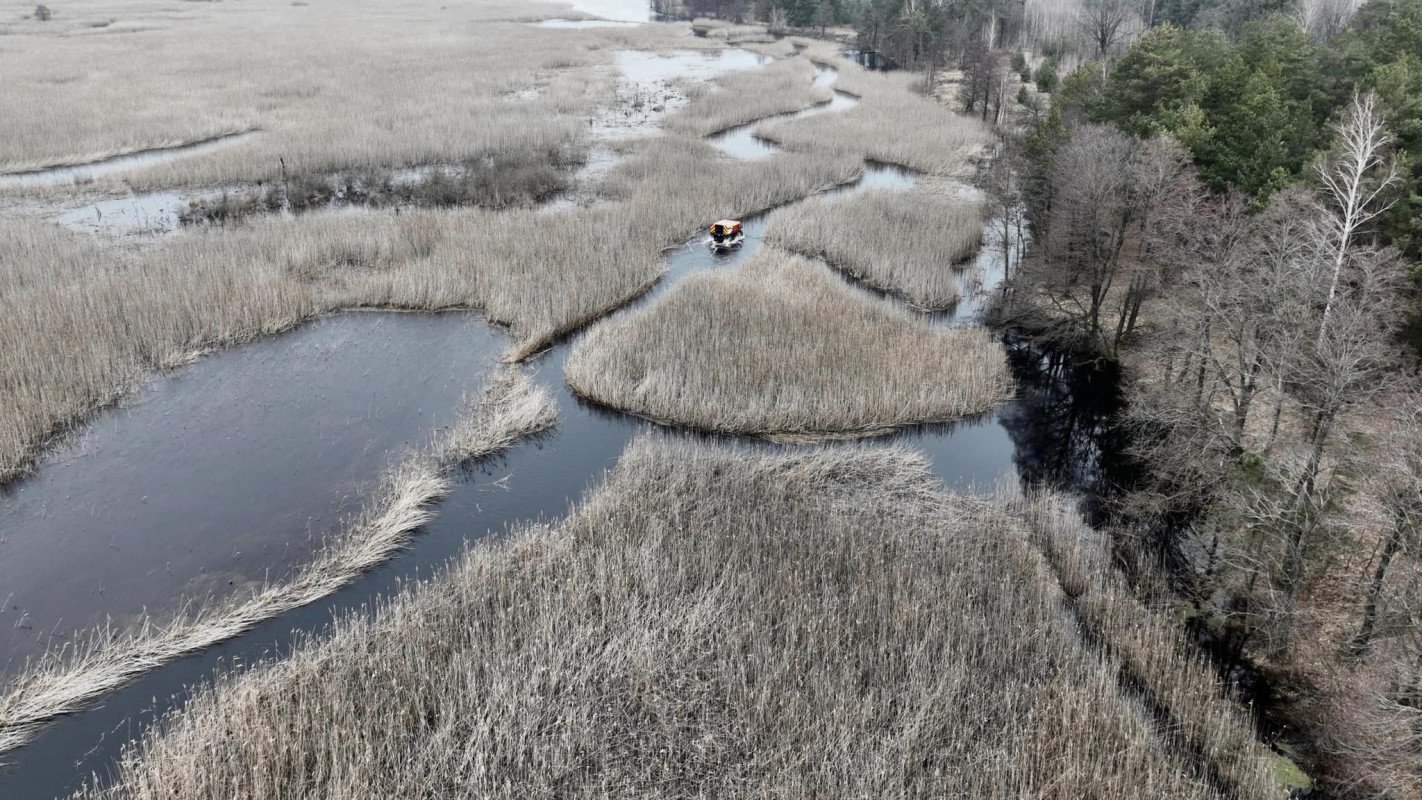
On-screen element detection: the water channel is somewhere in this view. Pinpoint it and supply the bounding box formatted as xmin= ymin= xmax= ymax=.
xmin=0 ymin=133 xmax=258 ymax=191
xmin=0 ymin=36 xmax=1124 ymax=799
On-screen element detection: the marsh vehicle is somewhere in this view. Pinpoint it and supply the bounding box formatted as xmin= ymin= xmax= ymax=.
xmin=709 ymin=219 xmax=744 ymax=251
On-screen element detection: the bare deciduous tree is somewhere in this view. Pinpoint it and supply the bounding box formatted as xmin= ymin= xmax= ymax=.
xmin=958 ymin=43 xmax=1002 ymax=119
xmin=1315 ymin=91 xmax=1399 ymax=346
xmin=1012 ymin=125 xmax=1185 ymax=356
xmin=1351 ymin=390 xmax=1422 ymax=655
xmin=1294 ymin=0 xmax=1361 ymax=41
xmin=1076 ymin=0 xmax=1136 ymax=65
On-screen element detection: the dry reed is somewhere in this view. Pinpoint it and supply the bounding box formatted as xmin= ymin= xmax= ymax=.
xmin=767 ymin=183 xmax=986 ymax=310
xmin=666 ymin=55 xmax=830 ymax=137
xmin=0 ymin=0 xmax=656 ymax=188
xmin=565 ymin=247 xmax=1012 ymax=437
xmin=72 ymin=436 xmax=1247 ymax=799
xmin=0 ymin=367 xmax=557 ymax=759
xmin=1009 ymin=490 xmax=1283 ymax=799
xmin=755 ymin=48 xmax=994 ymax=175
xmin=0 ymin=218 xmax=313 ymax=483
xmin=0 ymin=138 xmax=860 ymax=479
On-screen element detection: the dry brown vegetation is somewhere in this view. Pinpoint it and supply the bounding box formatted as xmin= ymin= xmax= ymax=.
xmin=0 ymin=117 xmax=861 ymax=482
xmin=0 ymin=367 xmax=557 ymax=759
xmin=179 ymin=148 xmax=578 ymax=225
xmin=1010 ymin=492 xmax=1282 ymax=800
xmin=0 ymin=217 xmax=312 ymax=483
xmin=73 ymin=437 xmax=1271 ymax=799
xmin=565 ymin=248 xmax=1012 ymax=438
xmin=0 ymin=0 xmax=649 ymax=188
xmin=755 ymin=48 xmax=994 ymax=175
xmin=666 ymin=55 xmax=830 ymax=136
xmin=767 ymin=182 xmax=985 ymax=309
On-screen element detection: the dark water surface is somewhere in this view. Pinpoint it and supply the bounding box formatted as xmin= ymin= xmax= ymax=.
xmin=0 ymin=314 xmax=504 ymax=671
xmin=0 ymin=50 xmax=1125 ymax=799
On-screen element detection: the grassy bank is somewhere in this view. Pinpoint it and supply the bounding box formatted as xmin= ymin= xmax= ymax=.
xmin=566 ymin=247 xmax=1011 ymax=438
xmin=0 ymin=218 xmax=313 ymax=483
xmin=74 ymin=437 xmax=1263 ymax=798
xmin=1010 ymin=492 xmax=1282 ymax=799
xmin=767 ymin=183 xmax=985 ymax=310
xmin=0 ymin=368 xmax=557 ymax=758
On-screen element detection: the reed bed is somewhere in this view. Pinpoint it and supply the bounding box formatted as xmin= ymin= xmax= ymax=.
xmin=1008 ymin=491 xmax=1282 ymax=800
xmin=74 ymin=436 xmax=1242 ymax=799
xmin=0 ymin=140 xmax=859 ymax=479
xmin=0 ymin=0 xmax=698 ymax=189
xmin=0 ymin=367 xmax=557 ymax=759
xmin=767 ymin=183 xmax=986 ymax=310
xmin=756 ymin=54 xmax=993 ymax=175
xmin=666 ymin=56 xmax=830 ymax=137
xmin=565 ymin=248 xmax=1012 ymax=438
xmin=360 ymin=140 xmax=863 ymax=359
xmin=179 ymin=148 xmax=578 ymax=225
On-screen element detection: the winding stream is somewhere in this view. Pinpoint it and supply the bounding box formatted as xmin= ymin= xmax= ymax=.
xmin=0 ymin=53 xmax=1123 ymax=798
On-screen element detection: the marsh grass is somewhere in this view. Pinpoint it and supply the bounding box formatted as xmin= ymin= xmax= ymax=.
xmin=71 ymin=437 xmax=1253 ymax=799
xmin=565 ymin=247 xmax=1012 ymax=437
xmin=0 ymin=140 xmax=860 ymax=479
xmin=755 ymin=49 xmax=994 ymax=175
xmin=0 ymin=0 xmax=640 ymax=188
xmin=0 ymin=218 xmax=313 ymax=483
xmin=767 ymin=183 xmax=986 ymax=310
xmin=666 ymin=55 xmax=830 ymax=137
xmin=0 ymin=367 xmax=557 ymax=758
xmin=1010 ymin=492 xmax=1282 ymax=800
xmin=179 ymin=148 xmax=579 ymax=225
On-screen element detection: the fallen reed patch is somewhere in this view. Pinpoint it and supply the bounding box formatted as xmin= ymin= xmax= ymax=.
xmin=565 ymin=247 xmax=1012 ymax=437
xmin=73 ymin=436 xmax=1252 ymax=798
xmin=666 ymin=55 xmax=830 ymax=137
xmin=767 ymin=183 xmax=986 ymax=310
xmin=0 ymin=367 xmax=556 ymax=759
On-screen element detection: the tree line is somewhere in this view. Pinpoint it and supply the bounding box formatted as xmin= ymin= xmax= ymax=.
xmin=992 ymin=0 xmax=1422 ymax=792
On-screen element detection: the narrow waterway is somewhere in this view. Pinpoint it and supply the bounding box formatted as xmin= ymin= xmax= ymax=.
xmin=0 ymin=132 xmax=258 ymax=191
xmin=0 ymin=49 xmax=1124 ymax=799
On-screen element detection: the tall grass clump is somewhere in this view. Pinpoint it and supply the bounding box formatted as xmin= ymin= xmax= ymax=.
xmin=566 ymin=248 xmax=1012 ymax=438
xmin=767 ymin=183 xmax=985 ymax=310
xmin=666 ymin=55 xmax=830 ymax=137
xmin=1009 ymin=490 xmax=1283 ymax=799
xmin=73 ymin=436 xmax=1250 ymax=799
xmin=0 ymin=367 xmax=557 ymax=758
xmin=755 ymin=52 xmax=993 ymax=175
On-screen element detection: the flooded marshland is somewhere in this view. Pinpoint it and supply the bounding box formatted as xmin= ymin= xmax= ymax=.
xmin=0 ymin=32 xmax=1124 ymax=799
